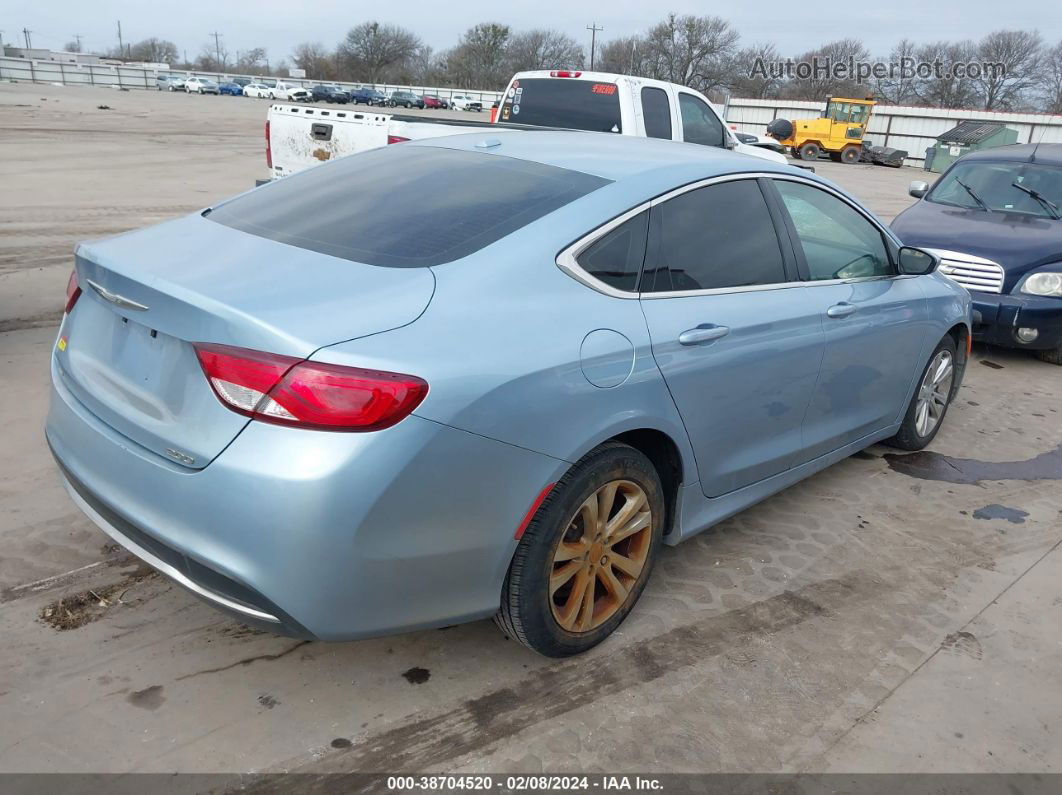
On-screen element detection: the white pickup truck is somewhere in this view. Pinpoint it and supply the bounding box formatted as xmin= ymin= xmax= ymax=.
xmin=265 ymin=70 xmax=790 ymax=179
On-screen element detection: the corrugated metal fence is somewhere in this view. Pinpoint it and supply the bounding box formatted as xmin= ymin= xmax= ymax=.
xmin=726 ymin=98 xmax=1062 ymax=166
xmin=0 ymin=55 xmax=504 ymax=106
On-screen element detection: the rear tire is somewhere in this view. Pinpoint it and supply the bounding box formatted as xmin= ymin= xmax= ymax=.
xmin=884 ymin=335 xmax=958 ymax=451
xmin=496 ymin=442 xmax=664 ymax=657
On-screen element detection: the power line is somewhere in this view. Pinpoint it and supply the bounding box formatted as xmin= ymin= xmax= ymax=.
xmin=586 ymin=22 xmax=604 ymax=71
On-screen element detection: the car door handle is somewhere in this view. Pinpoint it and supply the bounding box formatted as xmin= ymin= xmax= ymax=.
xmin=678 ymin=325 xmax=730 ymax=345
xmin=826 ymin=302 xmax=857 ymax=318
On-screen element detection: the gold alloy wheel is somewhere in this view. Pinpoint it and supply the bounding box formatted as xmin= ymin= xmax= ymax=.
xmin=549 ymin=480 xmax=653 ymax=633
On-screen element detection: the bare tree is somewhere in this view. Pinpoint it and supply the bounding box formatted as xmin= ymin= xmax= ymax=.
xmin=447 ymin=23 xmax=512 ymax=88
xmin=63 ymin=40 xmax=82 ymax=53
xmin=337 ymin=21 xmax=420 ymax=84
xmin=597 ymin=36 xmax=649 ymax=76
xmin=292 ymin=42 xmax=335 ymax=80
xmin=236 ymin=47 xmax=269 ymax=74
xmin=506 ymin=29 xmax=584 ymax=73
xmin=128 ymin=38 xmax=178 ymax=64
xmin=975 ymin=29 xmax=1043 ymax=110
xmin=909 ymin=40 xmax=979 ymax=108
xmin=728 ymin=42 xmax=781 ymax=98
xmin=873 ymin=39 xmax=919 ymax=104
xmin=640 ymin=14 xmax=739 ymax=92
xmin=1038 ymin=40 xmax=1062 ymax=114
xmin=782 ymin=38 xmax=870 ymax=100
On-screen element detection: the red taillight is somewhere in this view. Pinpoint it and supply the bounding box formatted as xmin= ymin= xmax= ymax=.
xmin=387 ymin=135 xmax=410 ymax=144
xmin=265 ymin=120 xmax=272 ymax=169
xmin=194 ymin=343 xmax=427 ymax=432
xmin=64 ymin=270 xmax=82 ymax=314
xmin=549 ymin=70 xmax=582 ymax=78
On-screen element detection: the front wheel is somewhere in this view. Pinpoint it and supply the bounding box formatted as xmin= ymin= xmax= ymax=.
xmin=840 ymin=145 xmax=861 ymax=164
xmin=496 ymin=442 xmax=664 ymax=657
xmin=798 ymin=142 xmax=821 ymax=161
xmin=884 ymin=335 xmax=958 ymax=450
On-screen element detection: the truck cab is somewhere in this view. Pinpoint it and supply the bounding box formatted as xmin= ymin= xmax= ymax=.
xmin=496 ymin=70 xmax=787 ymax=165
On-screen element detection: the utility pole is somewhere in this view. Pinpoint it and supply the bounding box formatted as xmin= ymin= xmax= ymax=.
xmin=117 ymin=20 xmax=124 ymax=58
xmin=586 ymin=22 xmax=603 ymax=71
xmin=73 ymin=34 xmax=84 ymax=52
xmin=209 ymin=31 xmax=223 ymax=69
xmin=22 ymin=28 xmax=33 ymax=50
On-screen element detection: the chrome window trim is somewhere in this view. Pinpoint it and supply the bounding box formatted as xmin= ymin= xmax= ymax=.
xmin=556 ymin=171 xmax=902 ymax=299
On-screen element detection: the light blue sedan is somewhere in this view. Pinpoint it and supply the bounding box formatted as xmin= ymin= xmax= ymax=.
xmin=47 ymin=132 xmax=970 ymax=656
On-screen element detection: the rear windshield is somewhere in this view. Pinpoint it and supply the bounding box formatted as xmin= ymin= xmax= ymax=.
xmin=207 ymin=146 xmax=609 ymax=267
xmin=501 ymin=78 xmax=621 ymax=133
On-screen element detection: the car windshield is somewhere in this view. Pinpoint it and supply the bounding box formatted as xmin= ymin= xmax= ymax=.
xmin=500 ymin=78 xmax=621 ymax=132
xmin=928 ymin=160 xmax=1062 ymax=219
xmin=207 ymin=146 xmax=609 ymax=268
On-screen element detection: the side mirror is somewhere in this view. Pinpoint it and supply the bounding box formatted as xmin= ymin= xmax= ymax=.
xmin=909 ymin=180 xmax=929 ymax=199
xmin=898 ymin=246 xmax=938 ymax=275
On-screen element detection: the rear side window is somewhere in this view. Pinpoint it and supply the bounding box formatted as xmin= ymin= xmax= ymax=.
xmin=644 ymin=180 xmax=786 ymax=292
xmin=641 ymin=87 xmax=672 ymax=140
xmin=501 ymin=78 xmax=621 ymax=133
xmin=678 ymin=93 xmax=725 ymax=148
xmin=207 ymin=146 xmax=609 ymax=268
xmin=576 ymin=212 xmax=649 ymax=292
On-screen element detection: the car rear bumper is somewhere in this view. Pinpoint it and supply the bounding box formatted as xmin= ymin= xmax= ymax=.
xmin=970 ymin=291 xmax=1062 ymax=351
xmin=46 ymin=357 xmax=563 ymax=640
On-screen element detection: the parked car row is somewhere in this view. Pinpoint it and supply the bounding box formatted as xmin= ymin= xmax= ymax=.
xmin=155 ymin=72 xmax=484 ymax=110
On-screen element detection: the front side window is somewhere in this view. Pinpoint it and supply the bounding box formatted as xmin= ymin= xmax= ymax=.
xmin=774 ymin=181 xmax=891 ymax=280
xmin=208 ymin=146 xmax=609 ymax=268
xmin=678 ymin=94 xmax=725 ymax=148
xmin=644 ymin=180 xmax=787 ymax=292
xmin=641 ymin=87 xmax=672 ymax=140
xmin=575 ymin=212 xmax=649 ymax=292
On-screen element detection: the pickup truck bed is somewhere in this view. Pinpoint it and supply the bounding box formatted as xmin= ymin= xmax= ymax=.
xmin=268 ymin=104 xmax=559 ymax=179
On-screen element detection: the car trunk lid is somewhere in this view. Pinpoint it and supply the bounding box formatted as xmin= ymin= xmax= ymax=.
xmin=57 ymin=213 xmax=434 ymax=468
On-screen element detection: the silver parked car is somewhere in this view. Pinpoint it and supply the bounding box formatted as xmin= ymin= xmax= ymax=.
xmin=47 ymin=132 xmax=970 ymax=656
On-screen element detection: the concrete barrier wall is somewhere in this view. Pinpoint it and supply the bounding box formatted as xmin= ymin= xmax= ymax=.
xmin=0 ymin=55 xmax=504 ymax=106
xmin=725 ymin=97 xmax=1062 ymax=166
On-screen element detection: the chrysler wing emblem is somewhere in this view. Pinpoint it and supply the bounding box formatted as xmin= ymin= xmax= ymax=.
xmin=85 ymin=279 xmax=149 ymax=312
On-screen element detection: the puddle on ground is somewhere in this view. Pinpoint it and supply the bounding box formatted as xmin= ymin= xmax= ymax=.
xmin=884 ymin=442 xmax=1062 ymax=485
xmin=973 ymin=504 xmax=1029 ymax=524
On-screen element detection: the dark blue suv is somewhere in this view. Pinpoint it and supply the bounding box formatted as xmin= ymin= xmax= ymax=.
xmin=349 ymin=87 xmax=387 ymax=106
xmin=892 ymin=144 xmax=1062 ymax=364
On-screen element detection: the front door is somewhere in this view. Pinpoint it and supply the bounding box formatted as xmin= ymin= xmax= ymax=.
xmin=638 ymin=177 xmax=826 ymax=499
xmin=768 ymin=178 xmax=930 ymax=459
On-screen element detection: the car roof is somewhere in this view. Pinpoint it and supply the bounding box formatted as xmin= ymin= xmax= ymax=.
xmin=958 ymin=143 xmax=1062 ymax=166
xmin=411 ymin=129 xmax=804 ymax=184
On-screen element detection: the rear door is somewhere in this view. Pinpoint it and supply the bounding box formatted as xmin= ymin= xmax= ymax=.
xmin=638 ymin=176 xmax=826 ymax=498
xmin=767 ymin=177 xmax=930 ymax=458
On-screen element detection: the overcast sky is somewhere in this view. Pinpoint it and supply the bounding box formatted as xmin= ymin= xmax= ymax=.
xmin=7 ymin=0 xmax=1057 ymax=63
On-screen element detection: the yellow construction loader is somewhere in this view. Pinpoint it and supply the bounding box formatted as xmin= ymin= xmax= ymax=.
xmin=766 ymin=96 xmax=875 ymax=163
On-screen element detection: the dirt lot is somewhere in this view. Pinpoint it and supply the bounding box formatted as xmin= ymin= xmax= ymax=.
xmin=1 ymin=81 xmax=1060 ymax=778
